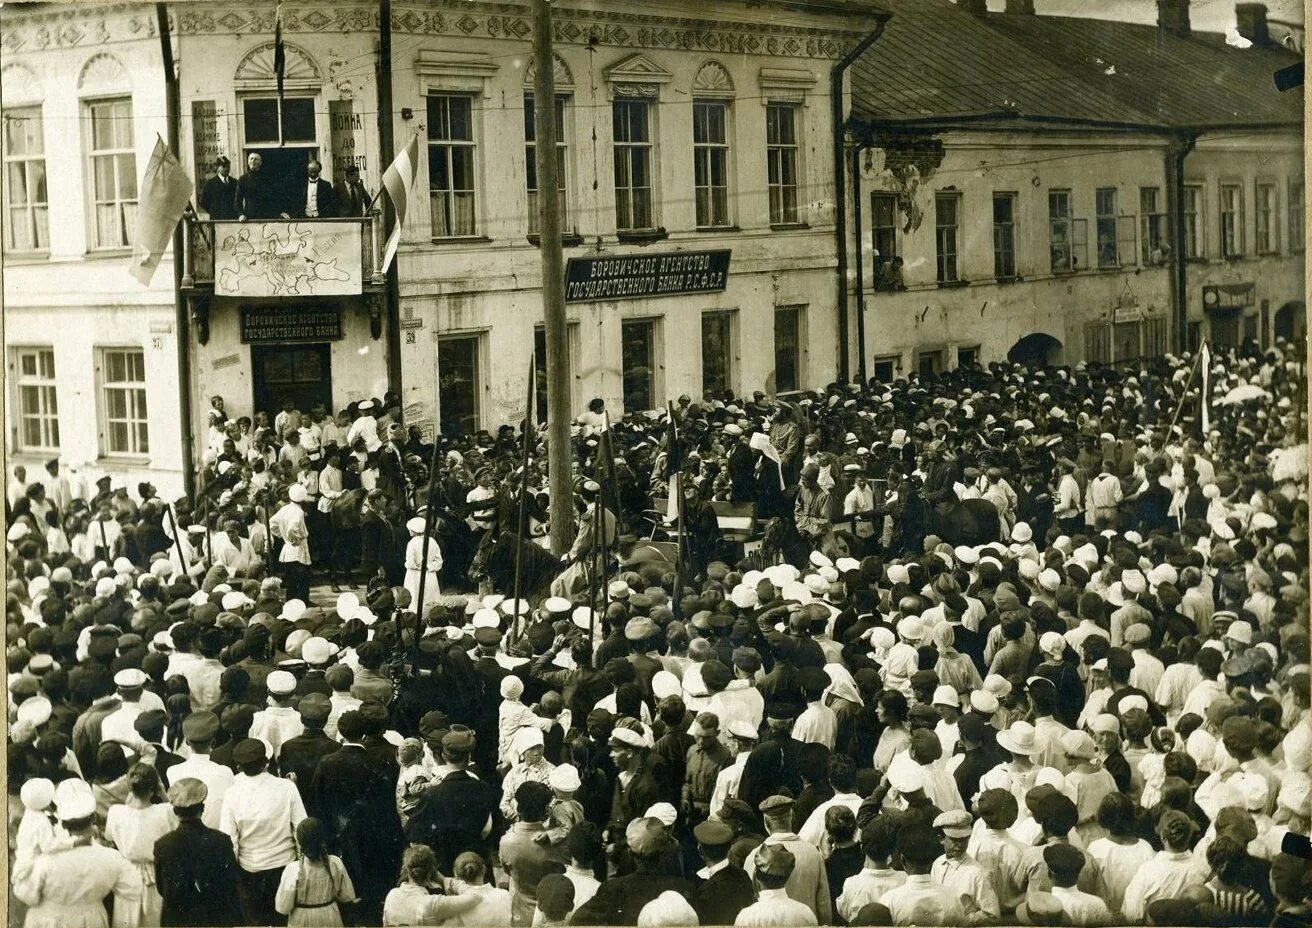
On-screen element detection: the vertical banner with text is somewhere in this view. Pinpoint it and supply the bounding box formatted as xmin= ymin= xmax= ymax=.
xmin=191 ymin=100 xmax=220 ymax=201
xmin=329 ymin=100 xmax=365 ymax=182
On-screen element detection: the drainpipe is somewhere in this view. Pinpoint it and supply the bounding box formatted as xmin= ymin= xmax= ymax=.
xmin=378 ymin=0 xmax=403 ymax=395
xmin=157 ymin=2 xmax=196 ymax=501
xmin=850 ymin=144 xmax=868 ymax=382
xmin=832 ymin=13 xmax=890 ymax=384
xmin=1166 ymin=131 xmax=1198 ymax=352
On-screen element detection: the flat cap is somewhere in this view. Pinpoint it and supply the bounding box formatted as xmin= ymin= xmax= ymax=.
xmin=693 ymin=820 xmax=735 ymax=846
xmin=759 ymin=793 xmax=795 ymax=815
xmin=167 ymin=777 xmax=208 ymax=809
xmin=232 ymin=738 xmax=267 ymax=764
xmin=754 ymin=843 xmax=797 ymax=878
xmin=266 ymin=670 xmax=297 ymax=695
xmin=442 ymin=729 xmax=476 ymax=755
xmin=297 ymin=693 xmax=331 ymax=723
xmin=182 ymin=711 xmax=220 ymax=742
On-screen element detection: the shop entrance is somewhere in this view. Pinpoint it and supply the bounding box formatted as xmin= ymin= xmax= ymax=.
xmin=250 ymin=343 xmax=333 ymax=422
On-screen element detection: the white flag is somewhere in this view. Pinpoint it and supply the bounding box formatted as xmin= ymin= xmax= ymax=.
xmin=379 ymin=132 xmax=421 ymax=274
xmin=130 ymin=136 xmax=192 ymax=285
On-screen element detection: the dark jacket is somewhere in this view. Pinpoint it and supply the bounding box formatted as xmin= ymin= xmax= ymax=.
xmin=334 ymin=178 xmax=372 ymax=217
xmin=406 ymin=768 xmax=500 ymax=873
xmin=691 ymin=864 xmax=755 ymax=926
xmin=199 ymin=174 xmax=239 ymax=221
xmin=235 ymin=169 xmax=283 ymax=220
xmin=310 ymin=743 xmax=404 ymax=908
xmin=739 ymin=732 xmax=804 ymax=810
xmin=571 ymin=869 xmax=693 ymax=926
xmin=154 ymin=819 xmax=244 ymax=926
xmin=291 ymin=177 xmax=338 ymax=218
xmin=278 ymin=728 xmax=339 ymax=814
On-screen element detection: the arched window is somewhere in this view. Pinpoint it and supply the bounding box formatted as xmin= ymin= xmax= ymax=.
xmin=78 ymin=54 xmax=136 ymax=248
xmin=691 ymin=61 xmax=735 ymax=229
xmin=234 ymin=42 xmax=324 ymax=195
xmin=2 ymin=64 xmax=47 ymax=251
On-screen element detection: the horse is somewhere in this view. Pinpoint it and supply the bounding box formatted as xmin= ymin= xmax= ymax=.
xmin=324 ymin=489 xmax=367 ymax=590
xmin=469 ymin=531 xmax=564 ymax=606
xmin=931 ymin=498 xmax=1001 ymax=547
xmin=740 ymin=517 xmax=851 ymax=572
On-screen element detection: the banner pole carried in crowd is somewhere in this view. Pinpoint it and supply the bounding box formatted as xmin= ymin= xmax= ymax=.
xmin=1167 ymin=340 xmax=1207 ymax=437
xmin=163 ymin=502 xmax=188 ymax=575
xmin=511 ymin=356 xmax=535 ymax=645
xmin=412 ymin=418 xmax=443 ymax=671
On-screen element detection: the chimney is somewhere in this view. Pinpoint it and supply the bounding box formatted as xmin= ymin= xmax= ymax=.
xmin=1235 ymin=3 xmax=1271 ymax=45
xmin=958 ymin=0 xmax=988 ymax=15
xmin=1005 ymin=0 xmax=1036 ymax=13
xmin=1158 ymin=0 xmax=1191 ymax=36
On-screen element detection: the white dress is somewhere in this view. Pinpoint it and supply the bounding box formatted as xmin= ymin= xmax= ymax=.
xmin=403 ymin=534 xmax=443 ymax=617
xmin=104 ymin=803 xmax=177 ymax=928
xmin=13 ymin=842 xmax=144 ymax=928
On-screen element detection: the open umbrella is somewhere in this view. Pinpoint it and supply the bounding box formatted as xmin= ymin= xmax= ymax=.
xmin=1218 ymin=383 xmax=1270 ymax=406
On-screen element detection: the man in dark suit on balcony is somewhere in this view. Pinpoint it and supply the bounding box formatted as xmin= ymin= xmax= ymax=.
xmin=335 ymin=164 xmax=373 ymax=217
xmin=236 ymin=152 xmax=288 ymax=221
xmin=294 ymin=159 xmax=338 ymax=219
xmin=199 ymin=155 xmax=239 ymax=220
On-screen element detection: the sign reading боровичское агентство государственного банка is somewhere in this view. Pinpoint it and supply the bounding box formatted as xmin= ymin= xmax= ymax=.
xmin=564 ymin=250 xmax=730 ymax=303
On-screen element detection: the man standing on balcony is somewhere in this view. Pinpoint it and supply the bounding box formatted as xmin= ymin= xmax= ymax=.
xmin=236 ymin=152 xmax=288 ymax=221
xmin=200 ymin=155 xmax=239 ymax=220
xmin=296 ymin=159 xmax=338 ymax=219
xmin=335 ymin=164 xmax=372 ymax=217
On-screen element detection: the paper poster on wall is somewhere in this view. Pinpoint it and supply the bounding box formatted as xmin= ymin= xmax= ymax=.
xmin=191 ymin=100 xmax=221 ymax=201
xmin=329 ymin=100 xmax=366 ymax=180
xmin=213 ymin=220 xmax=363 ymax=297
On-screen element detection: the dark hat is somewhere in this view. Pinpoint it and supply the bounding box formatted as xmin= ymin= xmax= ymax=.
xmin=232 ymin=738 xmax=267 ymax=764
xmin=700 ymin=659 xmax=733 ymax=691
xmin=442 ymin=729 xmax=476 ymax=756
xmin=1043 ymin=842 xmax=1086 ymax=877
xmin=766 ymin=699 xmax=802 ymax=721
xmin=693 ymin=820 xmax=735 ymax=847
xmin=473 ymin=627 xmax=502 ymax=647
xmin=731 ymin=646 xmax=762 ymax=674
xmin=297 ymin=693 xmax=331 ymax=724
xmin=181 ymin=710 xmax=220 ymax=742
xmin=625 ymin=817 xmax=668 ymax=857
xmin=536 ymin=873 xmax=575 ymax=918
xmin=133 ymin=709 xmax=168 ymax=736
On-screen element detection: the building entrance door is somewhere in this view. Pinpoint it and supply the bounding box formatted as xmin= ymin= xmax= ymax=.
xmin=437 ymin=335 xmax=480 ymax=437
xmin=250 ymin=343 xmax=333 ymax=422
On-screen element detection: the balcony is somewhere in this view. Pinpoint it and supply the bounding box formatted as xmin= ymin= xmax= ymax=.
xmin=182 ymin=213 xmax=384 ymax=297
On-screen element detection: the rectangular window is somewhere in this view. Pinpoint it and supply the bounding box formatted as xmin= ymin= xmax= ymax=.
xmin=873 ymin=356 xmax=899 ymax=383
xmin=241 ymin=96 xmax=318 ymax=199
xmin=533 ymin=325 xmax=578 ymax=423
xmin=437 ymin=334 xmax=481 ymax=436
xmin=1049 ymin=190 xmax=1086 ymax=272
xmin=3 ymin=108 xmax=48 ymax=251
xmin=11 ymin=348 xmax=59 ymax=452
xmin=957 ymin=345 xmax=979 ymax=369
xmin=1140 ymin=187 xmax=1165 ymax=264
xmin=871 ymin=193 xmax=898 ymax=288
xmin=1221 ymin=183 xmax=1244 ymax=257
xmin=613 ymin=100 xmax=654 ymax=231
xmin=1096 ymin=187 xmax=1119 ymax=267
xmin=935 ymin=192 xmax=961 ymax=283
xmin=621 ymin=319 xmax=658 ymax=412
xmin=765 ymin=103 xmax=799 ymax=225
xmin=525 ymin=94 xmax=568 ymax=235
xmin=701 ymin=311 xmax=736 ymax=396
xmin=427 ymin=95 xmax=477 ymax=237
xmin=1289 ymin=179 xmax=1304 ymax=252
xmin=1256 ymin=181 xmax=1278 ymax=254
xmin=88 ymin=98 xmax=137 ymax=249
xmin=992 ymin=192 xmax=1017 ymax=279
xmin=693 ymin=101 xmax=730 ymax=228
xmin=917 ymin=350 xmax=942 ymax=379
xmin=774 ymin=306 xmax=804 ymax=394
xmin=1184 ymin=185 xmax=1203 ymax=259
xmin=98 ymin=348 xmax=148 ymax=456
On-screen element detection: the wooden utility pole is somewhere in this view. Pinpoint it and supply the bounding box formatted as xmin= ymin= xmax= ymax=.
xmin=535 ymin=0 xmax=572 ymax=556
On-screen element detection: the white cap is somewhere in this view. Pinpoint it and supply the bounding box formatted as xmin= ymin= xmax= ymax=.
xmin=267 ymin=670 xmax=297 ymax=695
xmin=472 ymin=608 xmax=500 ymax=629
xmin=281 ymin=599 xmax=307 ymax=622
xmin=302 ymin=637 xmax=334 ymax=665
xmin=932 ymin=685 xmax=960 ymax=708
xmin=336 ymin=592 xmax=360 ymax=620
xmin=114 ymin=668 xmax=148 ymax=689
xmin=288 ymin=484 xmax=308 ymax=503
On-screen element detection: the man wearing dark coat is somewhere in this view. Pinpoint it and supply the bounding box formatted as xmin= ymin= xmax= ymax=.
xmin=406 ymin=730 xmax=501 ymax=873
xmin=278 ymin=694 xmax=338 ymax=816
xmin=309 ymin=709 xmax=404 ymax=925
xmin=689 ymin=820 xmax=755 ymax=926
xmin=198 ymin=156 xmax=239 ymax=221
xmin=738 ymin=702 xmax=805 ymax=809
xmin=571 ymin=818 xmax=692 ymax=926
xmin=154 ymin=779 xmax=245 ymax=927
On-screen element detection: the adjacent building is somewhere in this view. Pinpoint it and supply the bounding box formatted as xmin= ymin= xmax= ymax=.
xmin=843 ymin=0 xmax=1304 ymax=379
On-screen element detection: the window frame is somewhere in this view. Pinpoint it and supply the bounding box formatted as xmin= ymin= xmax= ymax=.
xmin=692 ymin=99 xmax=732 ymax=229
xmin=2 ymin=106 xmax=49 ymax=253
xmin=10 ymin=346 xmax=60 ymax=453
xmin=1183 ymin=183 xmax=1204 ymax=259
xmin=85 ymin=95 xmax=138 ymax=251
xmin=916 ymin=349 xmax=943 ymax=379
xmin=96 ymin=346 xmax=149 ymax=459
xmin=700 ymin=309 xmax=738 ymax=397
xmin=871 ymin=192 xmax=898 ymax=288
xmin=524 ymin=93 xmax=569 ymax=235
xmin=1289 ymin=178 xmax=1304 ymax=253
xmin=956 ymin=345 xmax=981 ymax=369
xmin=1220 ymin=181 xmax=1245 ymax=258
xmin=934 ymin=191 xmax=962 ymax=284
xmin=1140 ymin=186 xmax=1166 ymax=265
xmin=992 ymin=191 xmax=1017 ymax=279
xmin=620 ymin=317 xmax=662 ymax=413
xmin=1049 ymin=188 xmax=1087 ymax=273
xmin=612 ymin=99 xmax=657 ymax=233
xmin=773 ymin=305 xmax=806 ymax=395
xmin=872 ymin=355 xmax=901 ymax=383
xmin=1095 ymin=186 xmax=1120 ymax=268
xmin=426 ymin=93 xmax=479 ymax=239
xmin=765 ymin=102 xmax=801 ymax=226
xmin=1255 ymin=180 xmax=1279 ymax=255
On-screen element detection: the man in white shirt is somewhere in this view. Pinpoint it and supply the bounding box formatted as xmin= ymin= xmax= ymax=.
xmin=735 ymin=844 xmax=819 ymax=926
xmin=99 ymin=668 xmax=165 ymax=753
xmin=270 ymin=484 xmax=312 ymax=602
xmin=347 ymin=400 xmax=382 ymax=452
xmin=250 ymin=670 xmax=305 ymax=760
xmin=798 ymin=755 xmax=863 ymax=849
xmin=7 ymin=464 xmax=29 ymax=509
xmin=220 ymin=737 xmax=307 ymax=926
xmin=930 ymin=810 xmax=1000 ymax=922
xmin=167 ymin=711 xmax=234 ymax=829
xmin=742 ymin=795 xmax=831 ymax=923
xmin=1043 ymin=844 xmax=1111 ymax=925
xmin=708 ymin=721 xmax=757 ymax=819
xmin=880 ymin=824 xmax=965 ymax=926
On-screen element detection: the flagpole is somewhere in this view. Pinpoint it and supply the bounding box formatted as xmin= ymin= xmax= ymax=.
xmin=1167 ymin=342 xmax=1205 ymax=436
xmin=164 ymin=503 xmax=189 ymax=575
xmin=377 ymin=0 xmax=402 ymax=393
xmin=413 ymin=424 xmax=443 ymax=674
xmin=598 ymin=411 xmax=614 ymax=618
xmin=511 ymin=356 xmax=535 ymax=645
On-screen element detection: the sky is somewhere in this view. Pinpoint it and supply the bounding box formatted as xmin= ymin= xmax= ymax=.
xmin=975 ymin=0 xmax=1304 ymax=31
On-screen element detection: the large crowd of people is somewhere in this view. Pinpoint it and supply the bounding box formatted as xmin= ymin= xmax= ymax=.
xmin=5 ymin=337 xmax=1311 ymax=928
